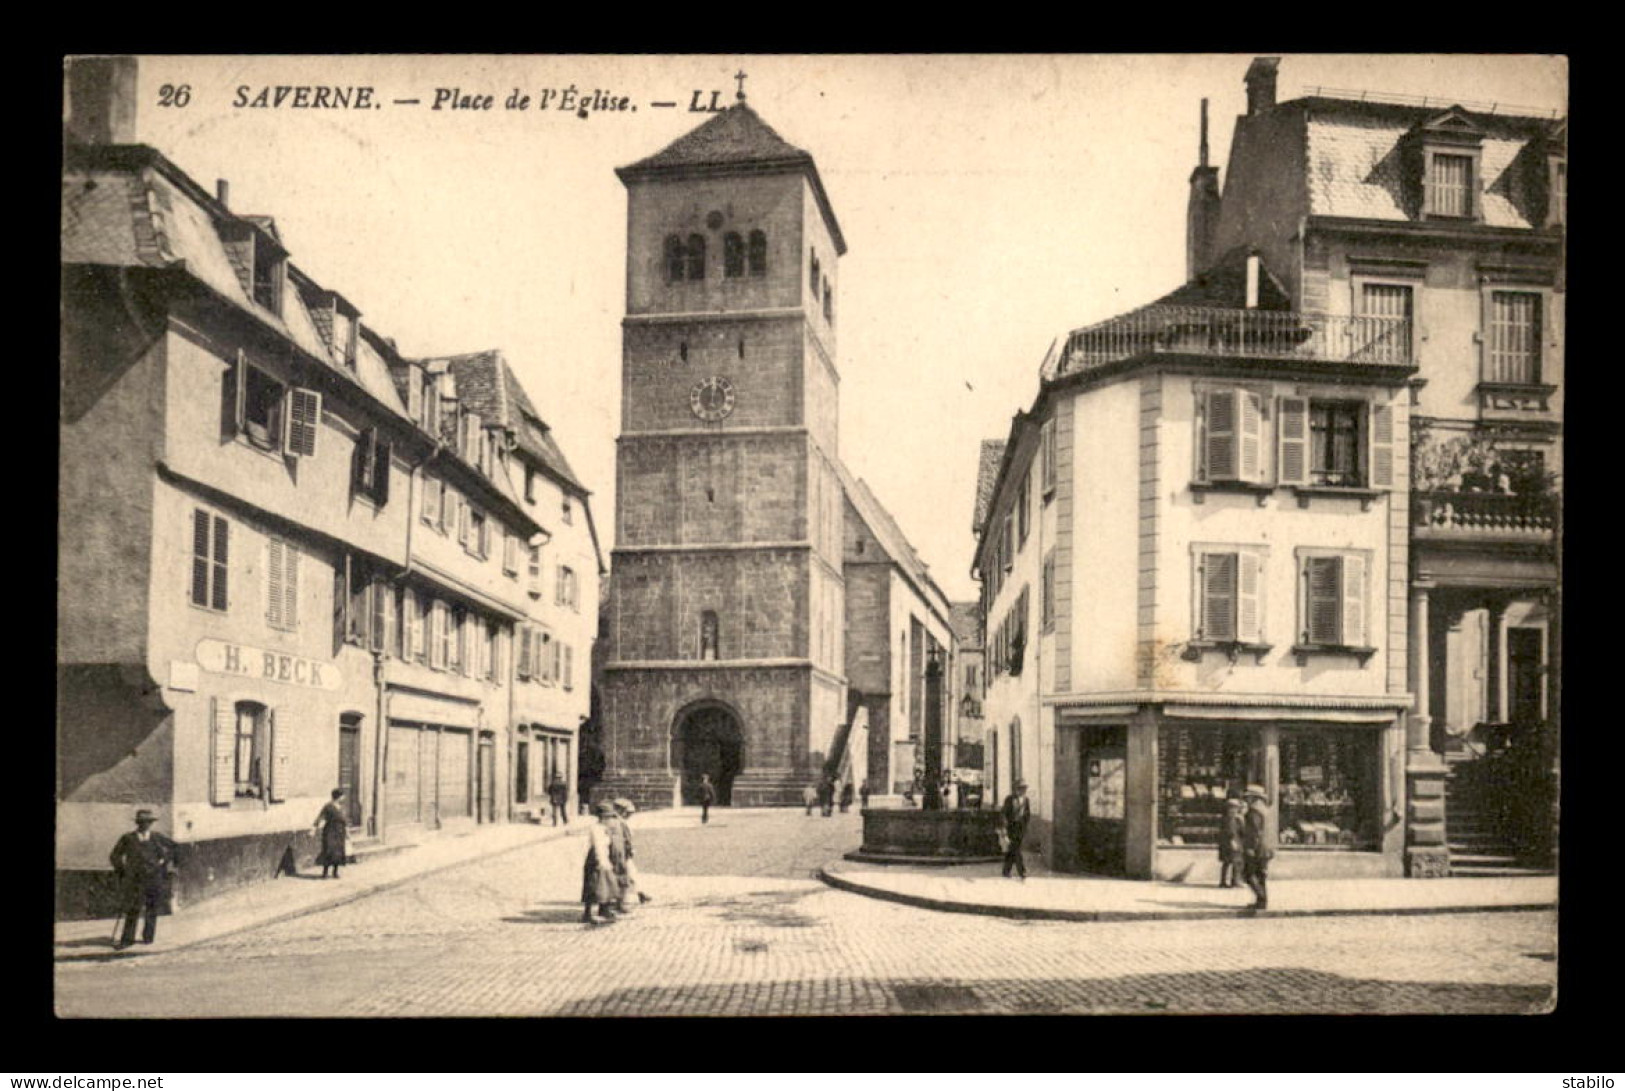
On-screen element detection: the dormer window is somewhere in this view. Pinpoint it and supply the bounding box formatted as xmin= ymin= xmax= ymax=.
xmin=332 ymin=303 xmax=359 ymax=371
xmin=250 ymin=231 xmax=284 ymax=313
xmin=1410 ymin=108 xmax=1485 ymax=222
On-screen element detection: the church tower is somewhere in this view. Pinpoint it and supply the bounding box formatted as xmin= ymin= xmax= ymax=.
xmin=600 ymin=92 xmax=849 ymax=808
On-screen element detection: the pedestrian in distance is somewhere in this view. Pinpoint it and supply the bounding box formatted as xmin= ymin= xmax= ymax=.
xmin=859 ymin=779 xmax=871 ymax=810
xmin=1218 ymin=792 xmax=1245 ymax=889
xmin=839 ymin=780 xmax=854 ymax=813
xmin=109 ymin=809 xmax=176 ymax=949
xmin=1241 ymin=784 xmax=1273 ymax=910
xmin=547 ymin=775 xmax=570 ymax=827
xmin=613 ymin=799 xmax=653 ymax=907
xmin=1000 ymin=780 xmax=1032 ymax=880
xmin=818 ymin=776 xmax=835 ymax=817
xmin=313 ymin=788 xmax=349 ymax=879
xmin=581 ymin=801 xmax=623 ymax=925
xmin=698 ymin=774 xmax=716 ymax=824
xmin=803 ymin=783 xmax=818 ymax=816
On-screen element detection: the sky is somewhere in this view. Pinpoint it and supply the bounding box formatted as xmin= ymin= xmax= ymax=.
xmin=125 ymin=54 xmax=1567 ymax=602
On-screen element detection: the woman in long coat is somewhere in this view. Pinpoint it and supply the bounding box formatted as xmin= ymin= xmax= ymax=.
xmin=314 ymin=788 xmax=348 ymax=879
xmin=581 ymin=801 xmax=624 ymax=924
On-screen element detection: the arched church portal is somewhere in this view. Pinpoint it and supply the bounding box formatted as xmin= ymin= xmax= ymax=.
xmin=674 ymin=702 xmax=744 ymax=806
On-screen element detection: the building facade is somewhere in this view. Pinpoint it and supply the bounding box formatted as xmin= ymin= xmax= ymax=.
xmin=1204 ymin=59 xmax=1563 ymax=875
xmin=971 ymin=57 xmax=1561 ymax=881
xmin=58 ymin=58 xmax=598 ymax=914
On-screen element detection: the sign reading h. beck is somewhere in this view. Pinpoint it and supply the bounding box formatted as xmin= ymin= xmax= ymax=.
xmin=196 ymin=638 xmax=342 ymax=691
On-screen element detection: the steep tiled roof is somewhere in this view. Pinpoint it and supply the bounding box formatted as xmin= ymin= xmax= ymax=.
xmin=620 ymin=103 xmax=811 ymax=174
xmin=949 ymin=602 xmax=982 ymax=650
xmin=973 ymin=440 xmax=1007 ymax=535
xmin=1299 ymin=99 xmax=1558 ymax=228
xmin=838 ymin=462 xmax=949 ymax=621
xmin=430 ymin=349 xmax=587 ymax=495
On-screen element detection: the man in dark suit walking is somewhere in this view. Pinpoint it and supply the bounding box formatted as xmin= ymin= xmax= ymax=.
xmin=109 ymin=809 xmax=176 ymax=949
xmin=1000 ymin=780 xmax=1032 ymax=879
xmin=546 ymin=776 xmax=570 ymax=827
xmin=1241 ymin=784 xmax=1273 ymax=910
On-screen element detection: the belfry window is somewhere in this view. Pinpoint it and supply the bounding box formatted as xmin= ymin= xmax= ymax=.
xmin=700 ymin=611 xmax=720 ymax=660
xmin=748 ymin=230 xmax=767 ymax=275
xmin=724 ymin=233 xmax=745 ymax=278
xmin=686 ymin=234 xmax=706 ymax=280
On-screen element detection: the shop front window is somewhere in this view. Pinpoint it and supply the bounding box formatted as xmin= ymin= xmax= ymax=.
xmin=1157 ymin=724 xmax=1256 ymax=845
xmin=1277 ymin=727 xmax=1379 ymax=850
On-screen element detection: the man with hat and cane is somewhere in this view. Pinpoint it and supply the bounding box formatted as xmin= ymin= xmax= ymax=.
xmin=1241 ymin=784 xmax=1274 ymax=911
xmin=109 ymin=809 xmax=177 ymax=949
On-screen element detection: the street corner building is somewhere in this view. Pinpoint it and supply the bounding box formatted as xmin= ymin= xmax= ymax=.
xmin=57 ymin=57 xmax=603 ymax=918
xmin=597 ymin=96 xmax=962 ymax=811
xmin=972 ymin=59 xmax=1561 ymax=883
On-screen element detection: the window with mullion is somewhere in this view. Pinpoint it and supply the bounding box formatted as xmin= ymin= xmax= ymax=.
xmin=1489 ymin=291 xmax=1542 ymax=385
xmin=191 ymin=510 xmax=230 ymax=611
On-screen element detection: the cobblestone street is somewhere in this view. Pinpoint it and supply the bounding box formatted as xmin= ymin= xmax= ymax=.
xmin=55 ymin=809 xmax=1557 ymax=1017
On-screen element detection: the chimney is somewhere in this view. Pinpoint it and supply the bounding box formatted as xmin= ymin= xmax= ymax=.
xmin=1245 ymin=251 xmax=1261 ymax=309
xmin=1244 ymin=57 xmax=1280 ymax=116
xmin=64 ymin=55 xmax=138 ymax=146
xmin=216 ymin=180 xmax=230 ymax=209
xmin=1186 ymin=98 xmax=1222 ymax=282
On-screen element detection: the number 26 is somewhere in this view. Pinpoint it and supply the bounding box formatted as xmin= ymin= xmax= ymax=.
xmin=158 ymin=84 xmax=192 ymax=108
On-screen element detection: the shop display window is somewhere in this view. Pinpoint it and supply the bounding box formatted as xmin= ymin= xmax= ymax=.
xmin=1157 ymin=724 xmax=1256 ymax=845
xmin=1278 ymin=727 xmax=1378 ymax=850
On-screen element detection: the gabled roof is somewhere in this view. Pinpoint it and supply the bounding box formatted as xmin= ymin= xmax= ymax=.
xmin=430 ymin=348 xmax=588 ymax=497
xmin=616 ymin=102 xmax=847 ymax=255
xmin=972 ymin=439 xmax=1007 ymax=535
xmin=837 ymin=461 xmax=950 ymax=623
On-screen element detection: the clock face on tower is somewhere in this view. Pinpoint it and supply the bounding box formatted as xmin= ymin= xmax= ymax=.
xmin=690 ymin=376 xmax=736 ymax=421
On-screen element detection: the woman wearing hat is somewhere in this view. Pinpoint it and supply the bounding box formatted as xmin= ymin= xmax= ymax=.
xmin=612 ymin=799 xmax=653 ymax=908
xmin=581 ymin=800 xmax=624 ymax=925
xmin=313 ymin=788 xmax=349 ymax=879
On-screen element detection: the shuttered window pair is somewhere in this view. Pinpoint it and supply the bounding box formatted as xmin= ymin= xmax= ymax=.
xmin=1298 ymin=553 xmax=1368 ymax=648
xmin=352 ymin=427 xmax=392 ymax=505
xmin=1193 ymin=550 xmax=1263 ymax=644
xmin=527 ymin=545 xmax=543 ymax=595
xmin=191 ymin=509 xmax=229 ymax=611
xmin=556 ymin=566 xmax=579 ymax=610
xmin=209 ymin=699 xmax=288 ymax=804
xmin=226 ymin=351 xmax=320 ymax=458
xmin=1200 ymin=388 xmax=1394 ymax=490
xmin=265 ymin=539 xmax=299 ymax=630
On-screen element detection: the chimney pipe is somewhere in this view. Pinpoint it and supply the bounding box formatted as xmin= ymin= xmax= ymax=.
xmin=64 ymin=55 xmax=138 ymax=146
xmin=1245 ymin=252 xmax=1261 ymax=309
xmin=216 ymin=179 xmax=230 ymax=209
xmin=1199 ymin=98 xmax=1210 ymax=168
xmin=1186 ymin=98 xmax=1222 ymax=282
xmin=1245 ymin=57 xmax=1281 ymax=117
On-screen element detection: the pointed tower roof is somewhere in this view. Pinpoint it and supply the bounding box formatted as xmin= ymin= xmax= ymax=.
xmin=616 ymin=102 xmax=846 ymax=254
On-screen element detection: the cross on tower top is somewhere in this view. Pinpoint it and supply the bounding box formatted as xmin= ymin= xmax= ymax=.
xmin=735 ymin=69 xmax=748 ymax=101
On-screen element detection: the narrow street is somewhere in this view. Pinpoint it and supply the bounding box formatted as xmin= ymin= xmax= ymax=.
xmin=55 ymin=809 xmax=1556 ymax=1017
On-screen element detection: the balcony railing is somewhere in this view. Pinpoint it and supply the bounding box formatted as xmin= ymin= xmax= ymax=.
xmin=1413 ymin=491 xmax=1556 ymax=538
xmin=1047 ymin=306 xmax=1413 ymax=378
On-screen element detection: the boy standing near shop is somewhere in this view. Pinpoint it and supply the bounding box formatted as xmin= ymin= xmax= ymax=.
xmin=1242 ymin=785 xmax=1273 ymax=910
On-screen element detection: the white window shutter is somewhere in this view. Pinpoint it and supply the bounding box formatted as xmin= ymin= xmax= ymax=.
xmin=1206 ymin=389 xmax=1237 ymax=481
xmin=231 ymin=349 xmax=247 ymax=434
xmin=266 ymin=539 xmax=284 ymax=626
xmin=210 ymin=698 xmax=234 ymax=805
xmin=268 ymin=709 xmax=287 ymax=802
xmin=405 ymin=589 xmax=420 ymax=660
xmin=285 ymin=389 xmax=321 ymax=458
xmin=1369 ymin=402 xmax=1395 ymax=489
xmin=284 ymin=543 xmax=299 ymax=630
xmin=518 ymin=627 xmax=532 ymax=679
xmin=1200 ymin=552 xmax=1237 ymax=641
xmin=1239 ymin=391 xmax=1263 ymax=482
xmin=1277 ymin=396 xmax=1309 ymax=486
xmin=1237 ymin=552 xmax=1263 ymax=644
xmin=406 ymin=369 xmax=423 ymax=423
xmin=1342 ymin=553 xmax=1367 ymax=647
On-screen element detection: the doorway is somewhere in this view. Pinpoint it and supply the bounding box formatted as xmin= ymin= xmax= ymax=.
xmin=1508 ymin=627 xmax=1545 ymax=728
xmin=1079 ymin=725 xmax=1127 ymax=876
xmin=478 ymin=733 xmax=497 ymax=823
xmin=338 ymin=716 xmax=363 ymax=828
xmin=675 ymin=704 xmax=744 ymax=806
